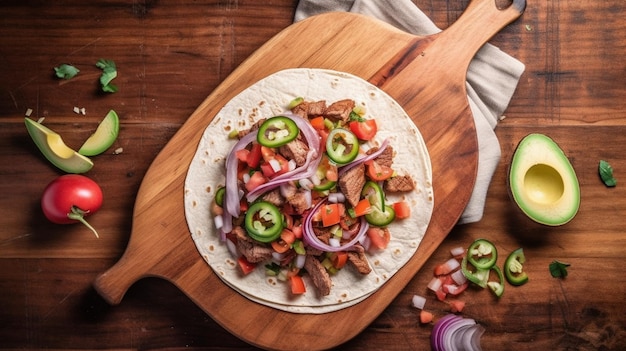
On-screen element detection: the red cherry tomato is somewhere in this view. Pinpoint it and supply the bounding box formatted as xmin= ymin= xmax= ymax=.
xmin=349 ymin=119 xmax=377 ymax=141
xmin=41 ymin=174 xmax=103 ymax=237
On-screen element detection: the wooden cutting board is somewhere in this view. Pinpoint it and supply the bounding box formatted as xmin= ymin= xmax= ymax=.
xmin=94 ymin=0 xmax=525 ymax=349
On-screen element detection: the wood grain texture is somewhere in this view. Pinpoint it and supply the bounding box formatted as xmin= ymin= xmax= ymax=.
xmin=1 ymin=0 xmax=625 ymax=350
xmin=93 ymin=0 xmax=526 ymax=347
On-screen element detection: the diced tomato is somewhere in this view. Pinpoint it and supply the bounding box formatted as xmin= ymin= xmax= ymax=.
xmin=245 ymin=171 xmax=267 ymax=192
xmin=318 ymin=128 xmax=329 ymax=154
xmin=419 ymin=310 xmax=434 ymax=324
xmin=320 ymin=203 xmax=342 ymax=227
xmin=290 ymin=275 xmax=306 ymax=295
xmin=271 ymin=239 xmax=290 ymax=254
xmin=435 ymin=287 xmax=447 ymax=302
xmin=239 ymin=200 xmax=248 ymax=213
xmin=349 ymin=119 xmax=377 ymax=141
xmin=366 ymin=227 xmax=391 ymax=250
xmin=237 ymin=162 xmax=250 ymax=181
xmin=281 ymin=228 xmax=296 ymax=245
xmin=310 ymin=116 xmax=325 ymax=130
xmin=434 ymin=258 xmax=461 ymax=276
xmin=236 ymin=148 xmax=250 ymax=163
xmin=291 ymin=225 xmax=303 ymax=239
xmin=330 ymin=251 xmax=348 ymax=269
xmin=237 ymin=256 xmax=256 ymax=275
xmin=446 ymin=281 xmax=469 ymax=296
xmin=392 ymin=201 xmax=411 ymax=219
xmin=366 ymin=160 xmax=394 ymax=181
xmin=247 ymin=143 xmax=262 ymax=168
xmin=260 ymin=154 xmax=290 ymax=178
xmin=449 ymin=299 xmax=466 ymax=313
xmin=352 ymin=198 xmax=372 ymax=217
xmin=260 ymin=145 xmax=276 ymax=163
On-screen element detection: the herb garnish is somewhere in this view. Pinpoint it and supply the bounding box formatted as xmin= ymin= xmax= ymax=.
xmin=549 ymin=260 xmax=571 ymax=278
xmin=599 ymin=160 xmax=616 ymax=187
xmin=54 ymin=64 xmax=80 ymax=80
xmin=96 ymin=58 xmax=118 ymax=93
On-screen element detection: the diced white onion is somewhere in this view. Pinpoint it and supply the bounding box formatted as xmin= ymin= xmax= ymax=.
xmin=288 ymin=159 xmax=297 ymax=171
xmin=310 ymin=173 xmax=321 ymax=186
xmin=295 ymin=254 xmax=306 ymax=269
xmin=303 ymin=190 xmax=312 ymax=209
xmin=451 ymin=269 xmax=468 ymax=285
xmin=243 ymin=173 xmax=251 ymax=184
xmin=225 ymin=239 xmax=238 ymax=258
xmin=444 ymin=258 xmax=461 ymax=272
xmin=329 ymin=237 xmax=341 ymax=247
xmin=412 ymin=294 xmax=427 ymax=310
xmin=272 ymin=251 xmax=286 ymax=262
xmin=213 ymin=215 xmax=224 ymax=230
xmin=450 ymin=246 xmax=466 ymax=257
xmin=299 ymin=178 xmax=314 ymax=190
xmin=427 ymin=277 xmax=443 ymax=292
xmin=269 ymin=158 xmax=281 ymax=172
xmin=327 ymin=192 xmax=345 ymax=203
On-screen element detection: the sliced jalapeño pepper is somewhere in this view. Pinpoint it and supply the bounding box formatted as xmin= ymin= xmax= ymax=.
xmin=467 ymin=238 xmax=498 ymax=270
xmin=257 ymin=116 xmax=299 ymax=148
xmin=214 ymin=186 xmax=225 ymax=207
xmin=244 ymin=201 xmax=284 ymax=243
xmin=365 ymin=204 xmax=395 ymax=226
xmin=361 ymin=181 xmax=385 ymax=209
xmin=326 ymin=128 xmax=359 ymax=164
xmin=504 ymin=248 xmax=529 ymax=286
xmin=487 ymin=265 xmax=505 ymax=298
xmin=313 ymin=155 xmax=337 ymax=191
xmin=461 ymin=255 xmax=489 ymax=288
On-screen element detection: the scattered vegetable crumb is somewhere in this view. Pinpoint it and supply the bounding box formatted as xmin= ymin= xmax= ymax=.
xmin=412 ymin=294 xmax=427 ymax=310
xmin=549 ymin=260 xmax=570 ymax=278
xmin=525 ymin=24 xmax=533 ymax=31
xmin=81 ymin=107 xmax=86 ymax=115
xmin=113 ymin=147 xmax=123 ymax=154
xmin=37 ymin=117 xmax=45 ymax=123
xmin=25 ymin=108 xmax=33 ymax=117
xmin=448 ymin=299 xmax=466 ymax=313
xmin=73 ymin=107 xmax=81 ymax=114
xmin=419 ymin=310 xmax=434 ymax=324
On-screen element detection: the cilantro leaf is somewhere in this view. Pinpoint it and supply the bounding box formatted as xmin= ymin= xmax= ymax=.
xmin=599 ymin=160 xmax=616 ymax=187
xmin=54 ymin=64 xmax=80 ymax=80
xmin=96 ymin=58 xmax=118 ymax=93
xmin=549 ymin=260 xmax=571 ymax=278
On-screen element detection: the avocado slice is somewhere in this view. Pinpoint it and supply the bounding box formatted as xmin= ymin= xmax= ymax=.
xmin=509 ymin=133 xmax=580 ymax=226
xmin=78 ymin=109 xmax=120 ymax=156
xmin=25 ymin=118 xmax=93 ymax=173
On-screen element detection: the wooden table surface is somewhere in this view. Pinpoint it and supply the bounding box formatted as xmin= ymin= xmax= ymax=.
xmin=1 ymin=1 xmax=625 ymax=350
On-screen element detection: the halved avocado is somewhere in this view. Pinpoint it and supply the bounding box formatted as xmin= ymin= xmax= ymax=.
xmin=25 ymin=118 xmax=93 ymax=173
xmin=78 ymin=109 xmax=120 ymax=156
xmin=509 ymin=133 xmax=580 ymax=226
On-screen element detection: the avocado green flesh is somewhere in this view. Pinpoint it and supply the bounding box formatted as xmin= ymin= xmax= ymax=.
xmin=509 ymin=133 xmax=580 ymax=226
xmin=78 ymin=110 xmax=120 ymax=156
xmin=25 ymin=118 xmax=93 ymax=173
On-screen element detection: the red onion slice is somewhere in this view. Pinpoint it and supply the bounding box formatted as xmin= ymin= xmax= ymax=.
xmin=431 ymin=314 xmax=484 ymax=351
xmin=224 ymin=132 xmax=256 ymax=218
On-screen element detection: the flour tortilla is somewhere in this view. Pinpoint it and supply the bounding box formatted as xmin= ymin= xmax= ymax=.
xmin=184 ymin=68 xmax=433 ymax=314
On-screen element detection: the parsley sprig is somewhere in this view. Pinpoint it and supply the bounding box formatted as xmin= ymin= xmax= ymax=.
xmin=96 ymin=58 xmax=118 ymax=93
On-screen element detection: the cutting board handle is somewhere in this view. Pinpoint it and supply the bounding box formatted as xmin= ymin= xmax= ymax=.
xmin=94 ymin=254 xmax=143 ymax=305
xmin=435 ymin=0 xmax=526 ymax=71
